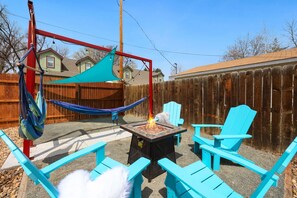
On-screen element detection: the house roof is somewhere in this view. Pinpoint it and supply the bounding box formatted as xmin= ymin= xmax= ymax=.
xmin=174 ymin=47 xmax=297 ymax=79
xmin=75 ymin=56 xmax=96 ymax=65
xmin=124 ymin=65 xmax=134 ymax=72
xmin=37 ymin=48 xmax=63 ymax=59
xmin=153 ymin=71 xmax=164 ymax=77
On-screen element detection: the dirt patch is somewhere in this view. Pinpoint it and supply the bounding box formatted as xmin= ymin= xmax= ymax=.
xmin=0 ymin=127 xmax=24 ymax=198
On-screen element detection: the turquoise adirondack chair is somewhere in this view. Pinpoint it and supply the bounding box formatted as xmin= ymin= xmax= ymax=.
xmin=163 ymin=101 xmax=184 ymax=146
xmin=158 ymin=137 xmax=297 ymax=198
xmin=0 ymin=130 xmax=150 ymax=198
xmin=192 ymin=104 xmax=256 ymax=170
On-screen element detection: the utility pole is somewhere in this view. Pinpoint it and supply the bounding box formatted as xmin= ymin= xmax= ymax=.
xmin=173 ymin=63 xmax=178 ymax=74
xmin=119 ymin=0 xmax=123 ymax=79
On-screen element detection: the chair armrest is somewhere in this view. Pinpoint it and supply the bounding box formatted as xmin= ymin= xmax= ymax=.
xmin=200 ymin=145 xmax=279 ymax=185
xmin=213 ymin=134 xmax=252 ymax=140
xmin=178 ymin=118 xmax=184 ymax=126
xmin=192 ymin=124 xmax=223 ymax=128
xmin=192 ymin=124 xmax=223 ymax=136
xmin=213 ymin=134 xmax=252 ymax=147
xmin=127 ymin=157 xmax=150 ymax=181
xmin=158 ymin=158 xmax=220 ymax=197
xmin=41 ymin=142 xmax=106 ymax=176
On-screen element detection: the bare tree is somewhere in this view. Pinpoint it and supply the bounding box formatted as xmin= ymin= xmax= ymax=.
xmin=36 ymin=37 xmax=70 ymax=57
xmin=124 ymin=58 xmax=137 ymax=69
xmin=73 ymin=46 xmax=113 ymax=62
xmin=51 ymin=44 xmax=69 ymax=57
xmin=223 ymin=35 xmax=250 ymax=61
xmin=36 ymin=35 xmax=46 ymax=52
xmin=0 ymin=5 xmax=26 ymax=73
xmin=222 ymin=31 xmax=285 ymax=61
xmin=73 ymin=46 xmax=137 ymax=69
xmin=285 ymin=19 xmax=297 ymax=47
xmin=267 ymin=38 xmax=287 ymax=53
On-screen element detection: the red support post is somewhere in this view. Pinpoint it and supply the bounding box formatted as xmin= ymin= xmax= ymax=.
xmin=148 ymin=60 xmax=153 ymax=118
xmin=23 ymin=1 xmax=36 ymax=158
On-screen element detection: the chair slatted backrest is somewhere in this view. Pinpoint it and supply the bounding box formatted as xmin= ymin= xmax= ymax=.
xmin=220 ymin=105 xmax=257 ymax=151
xmin=163 ymin=101 xmax=181 ymax=126
xmin=251 ymin=137 xmax=297 ymax=197
xmin=0 ymin=130 xmax=59 ymax=197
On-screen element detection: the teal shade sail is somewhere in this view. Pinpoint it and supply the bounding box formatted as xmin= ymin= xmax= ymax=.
xmin=50 ymin=48 xmax=120 ymax=84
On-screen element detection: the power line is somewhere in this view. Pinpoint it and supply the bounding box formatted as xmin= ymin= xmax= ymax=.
xmin=7 ymin=11 xmax=224 ymax=58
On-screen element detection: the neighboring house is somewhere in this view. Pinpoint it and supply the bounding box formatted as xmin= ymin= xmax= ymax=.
xmin=38 ymin=48 xmax=63 ymax=73
xmin=153 ymin=71 xmax=165 ymax=83
xmin=113 ymin=65 xmax=164 ymax=85
xmin=75 ymin=56 xmax=96 ymax=73
xmin=171 ymin=47 xmax=297 ymax=80
xmin=37 ymin=48 xmax=79 ymax=78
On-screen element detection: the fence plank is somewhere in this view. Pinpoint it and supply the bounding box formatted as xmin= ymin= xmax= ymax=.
xmin=223 ymin=73 xmax=232 ymax=119
xmin=294 ymin=65 xmax=297 ymax=144
xmin=271 ymin=67 xmax=282 ymax=152
xmin=253 ymin=69 xmax=263 ymax=149
xmin=238 ymin=71 xmax=246 ymax=105
xmin=193 ymin=77 xmax=202 ymax=124
xmin=188 ymin=78 xmax=194 ymax=127
xmin=217 ymin=74 xmax=225 ymax=124
xmin=231 ymin=72 xmax=239 ymax=106
xmin=281 ymin=65 xmax=294 ymax=151
xmin=262 ymin=68 xmax=272 ymax=151
xmin=245 ymin=70 xmax=254 ymax=145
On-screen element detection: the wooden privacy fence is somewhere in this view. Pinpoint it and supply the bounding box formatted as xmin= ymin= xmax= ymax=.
xmin=125 ymin=64 xmax=297 ymax=153
xmin=0 ymin=74 xmax=123 ymax=128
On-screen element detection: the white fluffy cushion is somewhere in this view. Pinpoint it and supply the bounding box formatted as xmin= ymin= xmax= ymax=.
xmin=155 ymin=112 xmax=170 ymax=124
xmin=58 ymin=166 xmax=132 ymax=198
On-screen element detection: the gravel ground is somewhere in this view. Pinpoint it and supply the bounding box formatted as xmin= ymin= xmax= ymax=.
xmin=293 ymin=158 xmax=297 ymax=198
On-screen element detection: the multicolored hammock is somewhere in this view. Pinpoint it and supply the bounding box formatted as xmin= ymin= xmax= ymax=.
xmin=18 ymin=46 xmax=47 ymax=140
xmin=49 ymin=97 xmax=147 ymax=122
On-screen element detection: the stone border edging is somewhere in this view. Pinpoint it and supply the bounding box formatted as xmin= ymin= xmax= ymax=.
xmin=17 ymin=172 xmax=27 ymax=198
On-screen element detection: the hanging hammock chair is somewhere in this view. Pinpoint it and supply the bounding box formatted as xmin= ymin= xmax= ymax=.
xmin=18 ymin=45 xmax=47 ymax=140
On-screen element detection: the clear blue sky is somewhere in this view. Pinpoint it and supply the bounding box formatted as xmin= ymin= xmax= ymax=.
xmin=2 ymin=0 xmax=297 ymax=79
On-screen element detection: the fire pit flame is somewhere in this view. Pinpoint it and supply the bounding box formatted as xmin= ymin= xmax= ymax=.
xmin=146 ymin=116 xmax=157 ymax=129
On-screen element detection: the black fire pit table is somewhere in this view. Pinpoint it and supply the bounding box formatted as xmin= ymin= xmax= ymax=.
xmin=120 ymin=121 xmax=187 ymax=182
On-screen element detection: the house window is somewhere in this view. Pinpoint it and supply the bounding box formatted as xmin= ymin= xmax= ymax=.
xmin=125 ymin=71 xmax=130 ymax=79
xmin=85 ymin=63 xmax=91 ymax=70
xmin=46 ymin=56 xmax=55 ymax=68
xmin=159 ymin=79 xmax=162 ymax=82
